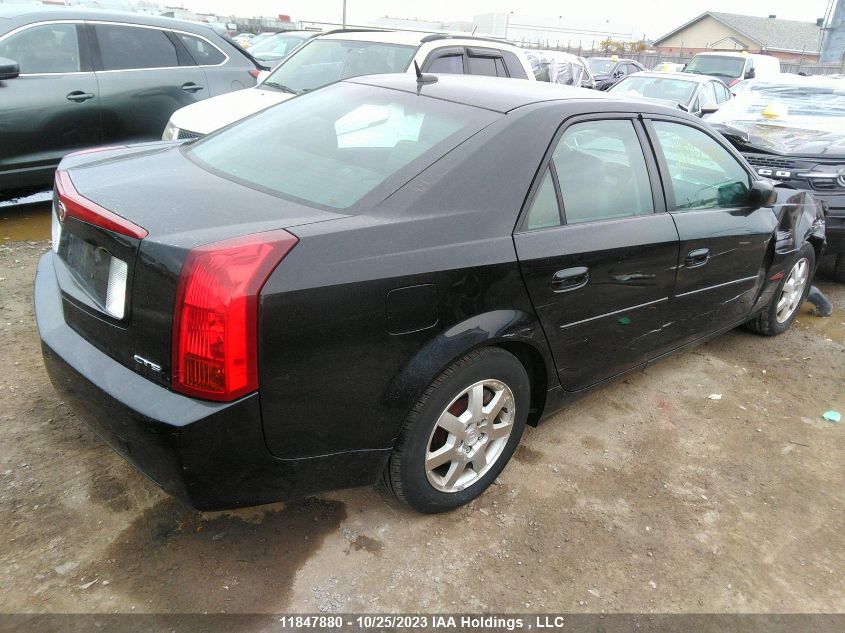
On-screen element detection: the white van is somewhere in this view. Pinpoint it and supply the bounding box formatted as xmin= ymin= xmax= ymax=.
xmin=683 ymin=52 xmax=780 ymax=89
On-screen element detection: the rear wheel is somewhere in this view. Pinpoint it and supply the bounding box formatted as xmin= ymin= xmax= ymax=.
xmin=385 ymin=347 xmax=530 ymax=513
xmin=746 ymin=243 xmax=814 ymax=336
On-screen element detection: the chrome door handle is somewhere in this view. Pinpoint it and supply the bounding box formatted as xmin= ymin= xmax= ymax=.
xmin=685 ymin=248 xmax=711 ymax=268
xmin=66 ymin=91 xmax=95 ymax=102
xmin=180 ymin=82 xmax=204 ymax=93
xmin=551 ymin=266 xmax=590 ymax=292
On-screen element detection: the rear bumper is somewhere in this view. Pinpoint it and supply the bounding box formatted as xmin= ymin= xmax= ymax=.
xmin=35 ymin=253 xmax=389 ymax=510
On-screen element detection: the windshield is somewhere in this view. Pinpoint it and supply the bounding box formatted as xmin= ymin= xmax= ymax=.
xmin=610 ymin=76 xmax=697 ymax=105
xmin=708 ymin=80 xmax=845 ymax=153
xmin=189 ymin=82 xmax=499 ymax=210
xmin=249 ymin=32 xmax=310 ymax=58
xmin=261 ymin=38 xmax=416 ymax=94
xmin=684 ymin=55 xmax=745 ymax=79
xmin=587 ymin=59 xmax=614 ymax=74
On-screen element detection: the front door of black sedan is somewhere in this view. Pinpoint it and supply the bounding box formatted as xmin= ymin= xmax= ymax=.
xmin=514 ymin=117 xmax=679 ymax=392
xmin=645 ymin=118 xmax=776 ymax=347
xmin=0 ymin=21 xmax=102 ymax=188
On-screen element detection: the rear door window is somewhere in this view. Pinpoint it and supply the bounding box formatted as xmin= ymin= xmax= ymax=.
xmin=466 ymin=48 xmax=507 ymax=77
xmin=175 ymin=32 xmax=226 ymax=65
xmin=501 ymin=50 xmax=528 ymax=79
xmin=94 ymin=24 xmax=178 ymax=70
xmin=525 ymin=168 xmax=562 ymax=230
xmin=0 ymin=23 xmax=81 ymax=73
xmin=552 ymin=119 xmax=654 ymax=224
xmin=467 ymin=53 xmax=499 ymax=76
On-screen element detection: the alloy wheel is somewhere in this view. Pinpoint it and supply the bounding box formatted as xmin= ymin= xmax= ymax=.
xmin=424 ymin=379 xmax=515 ymax=493
xmin=775 ymin=257 xmax=809 ymax=323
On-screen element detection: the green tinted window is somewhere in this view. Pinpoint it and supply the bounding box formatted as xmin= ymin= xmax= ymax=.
xmin=189 ymin=82 xmax=498 ymax=210
xmin=262 ymin=38 xmax=416 ymax=94
xmin=0 ymin=23 xmax=80 ymax=74
xmin=653 ymin=121 xmax=750 ymax=210
xmin=525 ymin=169 xmax=561 ymax=230
xmin=553 ymin=120 xmax=653 ymax=224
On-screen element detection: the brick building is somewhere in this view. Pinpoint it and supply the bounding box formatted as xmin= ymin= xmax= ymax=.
xmin=652 ymin=11 xmax=823 ymax=62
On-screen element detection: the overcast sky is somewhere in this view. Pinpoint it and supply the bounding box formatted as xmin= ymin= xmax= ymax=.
xmin=181 ymin=0 xmax=834 ymax=39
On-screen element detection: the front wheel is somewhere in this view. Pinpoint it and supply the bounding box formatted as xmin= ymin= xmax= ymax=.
xmin=746 ymin=243 xmax=815 ymax=336
xmin=385 ymin=347 xmax=530 ymax=513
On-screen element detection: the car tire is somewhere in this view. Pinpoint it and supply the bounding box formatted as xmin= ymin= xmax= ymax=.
xmin=745 ymin=243 xmax=815 ymax=336
xmin=833 ymin=254 xmax=845 ymax=284
xmin=385 ymin=347 xmax=530 ymax=513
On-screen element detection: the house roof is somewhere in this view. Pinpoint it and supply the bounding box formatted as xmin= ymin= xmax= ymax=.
xmin=653 ymin=11 xmax=822 ymax=54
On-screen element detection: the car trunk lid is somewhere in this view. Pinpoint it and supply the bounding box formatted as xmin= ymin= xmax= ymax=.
xmin=52 ymin=143 xmax=344 ymax=391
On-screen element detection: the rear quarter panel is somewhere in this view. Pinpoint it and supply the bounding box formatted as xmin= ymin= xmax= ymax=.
xmin=257 ymin=106 xmax=566 ymax=459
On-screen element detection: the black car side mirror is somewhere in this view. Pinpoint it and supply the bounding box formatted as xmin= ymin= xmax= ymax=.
xmin=0 ymin=57 xmax=20 ymax=80
xmin=749 ymin=179 xmax=776 ymax=207
xmin=744 ymin=67 xmax=756 ymax=79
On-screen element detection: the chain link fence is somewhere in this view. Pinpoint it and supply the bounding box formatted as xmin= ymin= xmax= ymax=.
xmin=519 ymin=42 xmax=844 ymax=76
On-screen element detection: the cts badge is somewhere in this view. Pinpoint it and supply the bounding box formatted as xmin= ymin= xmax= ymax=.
xmin=757 ymin=168 xmax=791 ymax=179
xmin=133 ymin=354 xmax=162 ymax=373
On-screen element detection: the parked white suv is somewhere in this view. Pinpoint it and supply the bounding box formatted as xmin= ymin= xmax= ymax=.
xmin=163 ymin=29 xmax=535 ymax=140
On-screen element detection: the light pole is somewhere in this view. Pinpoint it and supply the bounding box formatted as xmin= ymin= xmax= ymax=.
xmin=342 ymin=0 xmax=347 ymax=29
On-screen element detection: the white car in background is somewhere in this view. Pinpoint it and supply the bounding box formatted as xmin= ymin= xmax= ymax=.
xmin=683 ymin=52 xmax=780 ymax=90
xmin=163 ymin=29 xmax=535 ymax=140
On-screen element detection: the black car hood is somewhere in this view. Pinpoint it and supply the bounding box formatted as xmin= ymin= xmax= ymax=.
xmin=714 ymin=121 xmax=845 ymax=159
xmin=60 ymin=143 xmax=345 ymax=248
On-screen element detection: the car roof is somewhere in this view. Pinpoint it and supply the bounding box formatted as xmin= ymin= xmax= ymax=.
xmin=0 ymin=5 xmax=217 ymax=33
xmin=317 ymin=29 xmax=517 ymax=50
xmin=347 ymin=73 xmax=635 ymax=113
xmin=589 ymin=57 xmax=636 ymax=62
xmin=692 ymin=51 xmax=750 ymax=58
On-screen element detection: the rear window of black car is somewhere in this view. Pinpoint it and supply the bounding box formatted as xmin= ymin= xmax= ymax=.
xmin=188 ymin=82 xmax=499 ymax=210
xmin=95 ymin=24 xmax=178 ymax=70
xmin=176 ymin=32 xmax=226 ymax=65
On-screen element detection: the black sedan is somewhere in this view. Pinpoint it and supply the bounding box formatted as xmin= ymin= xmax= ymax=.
xmin=36 ymin=75 xmax=825 ymax=513
xmin=586 ymin=56 xmax=644 ymax=90
xmin=0 ymin=5 xmax=263 ymax=193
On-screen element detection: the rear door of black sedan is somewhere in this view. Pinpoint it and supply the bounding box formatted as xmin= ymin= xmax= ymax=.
xmin=513 ymin=114 xmax=679 ymax=392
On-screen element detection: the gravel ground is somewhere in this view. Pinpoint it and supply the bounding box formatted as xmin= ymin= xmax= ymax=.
xmin=0 ymin=230 xmax=843 ymax=614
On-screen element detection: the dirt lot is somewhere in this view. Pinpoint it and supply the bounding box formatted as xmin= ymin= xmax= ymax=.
xmin=1 ymin=210 xmax=843 ymax=614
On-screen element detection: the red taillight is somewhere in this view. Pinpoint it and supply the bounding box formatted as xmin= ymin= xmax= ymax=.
xmin=55 ymin=170 xmax=148 ymax=239
xmin=171 ymin=230 xmax=298 ymax=402
xmin=728 ymin=78 xmax=741 ymax=87
xmin=248 ymin=68 xmax=261 ymax=79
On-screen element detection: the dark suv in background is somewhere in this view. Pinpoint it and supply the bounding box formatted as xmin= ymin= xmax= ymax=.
xmin=586 ymin=56 xmax=644 ymax=90
xmin=0 ymin=6 xmax=263 ymax=192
